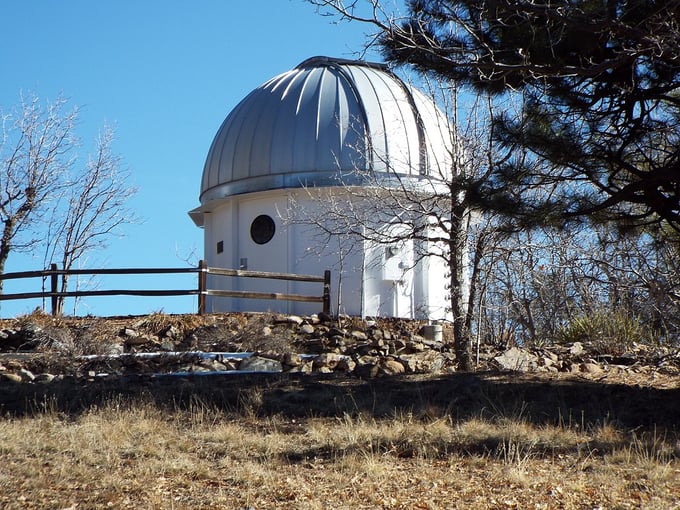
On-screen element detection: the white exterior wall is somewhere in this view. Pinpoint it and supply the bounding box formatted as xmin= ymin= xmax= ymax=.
xmin=424 ymin=244 xmax=451 ymax=321
xmin=362 ymin=237 xmax=414 ymax=318
xmin=200 ymin=188 xmax=450 ymax=319
xmin=202 ymin=189 xmax=362 ymax=316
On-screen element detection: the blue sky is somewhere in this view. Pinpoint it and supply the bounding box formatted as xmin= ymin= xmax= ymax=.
xmin=0 ymin=1 xmax=385 ymax=317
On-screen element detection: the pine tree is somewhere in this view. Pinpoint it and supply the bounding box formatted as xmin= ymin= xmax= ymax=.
xmin=375 ymin=0 xmax=680 ymax=230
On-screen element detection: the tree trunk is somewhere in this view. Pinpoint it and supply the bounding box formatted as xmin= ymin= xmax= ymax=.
xmin=0 ymin=188 xmax=36 ymax=295
xmin=55 ymin=272 xmax=69 ymax=317
xmin=449 ymin=205 xmax=473 ymax=371
xmin=0 ymin=219 xmax=16 ymax=295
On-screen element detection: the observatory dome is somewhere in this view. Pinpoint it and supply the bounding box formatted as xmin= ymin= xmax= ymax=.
xmin=198 ymin=56 xmax=453 ymax=205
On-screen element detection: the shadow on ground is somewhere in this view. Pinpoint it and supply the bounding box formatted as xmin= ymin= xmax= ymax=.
xmin=1 ymin=371 xmax=678 ymax=432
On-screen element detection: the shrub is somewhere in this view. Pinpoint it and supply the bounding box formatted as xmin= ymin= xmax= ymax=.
xmin=556 ymin=310 xmax=658 ymax=355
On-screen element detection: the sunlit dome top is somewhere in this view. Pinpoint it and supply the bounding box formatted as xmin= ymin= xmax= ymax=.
xmin=198 ymin=56 xmax=453 ymax=204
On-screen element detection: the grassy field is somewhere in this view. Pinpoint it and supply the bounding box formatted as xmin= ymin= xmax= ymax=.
xmin=1 ymin=383 xmax=678 ymax=509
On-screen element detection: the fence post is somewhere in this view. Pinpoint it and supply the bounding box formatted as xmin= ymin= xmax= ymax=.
xmin=50 ymin=264 xmax=58 ymax=316
xmin=322 ymin=270 xmax=331 ymax=316
xmin=198 ymin=259 xmax=207 ymax=315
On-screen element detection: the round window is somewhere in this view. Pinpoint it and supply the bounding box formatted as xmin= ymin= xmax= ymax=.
xmin=250 ymin=215 xmax=275 ymax=245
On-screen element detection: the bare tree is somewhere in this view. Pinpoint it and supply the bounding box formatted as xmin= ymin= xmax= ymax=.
xmin=0 ymin=93 xmax=137 ymax=315
xmin=0 ymin=94 xmax=77 ymax=293
xmin=477 ymin=222 xmax=680 ymax=349
xmin=43 ymin=126 xmax=137 ymax=315
xmin=286 ymin=79 xmax=507 ymax=370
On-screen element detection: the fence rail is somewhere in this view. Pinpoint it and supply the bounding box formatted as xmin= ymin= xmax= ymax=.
xmin=0 ymin=260 xmax=331 ymax=316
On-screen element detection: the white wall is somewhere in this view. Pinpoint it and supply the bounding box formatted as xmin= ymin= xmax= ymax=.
xmin=201 ymin=188 xmax=451 ymax=319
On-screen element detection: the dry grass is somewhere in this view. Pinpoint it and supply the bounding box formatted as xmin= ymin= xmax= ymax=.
xmin=1 ymin=399 xmax=678 ymax=509
xmin=1 ymin=311 xmax=678 ymax=508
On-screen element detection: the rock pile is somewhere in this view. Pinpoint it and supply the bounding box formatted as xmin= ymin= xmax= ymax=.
xmin=483 ymin=341 xmax=680 ymax=379
xmin=1 ymin=312 xmax=679 ymax=384
xmin=0 ymin=313 xmax=455 ymax=381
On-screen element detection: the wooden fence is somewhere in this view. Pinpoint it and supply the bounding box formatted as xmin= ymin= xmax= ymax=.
xmin=0 ymin=260 xmax=331 ymax=316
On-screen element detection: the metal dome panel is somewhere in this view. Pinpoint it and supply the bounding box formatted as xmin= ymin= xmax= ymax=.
xmin=198 ymin=56 xmax=453 ymax=204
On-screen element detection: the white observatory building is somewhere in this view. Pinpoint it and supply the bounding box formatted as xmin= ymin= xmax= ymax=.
xmin=190 ymin=56 xmax=455 ymax=320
